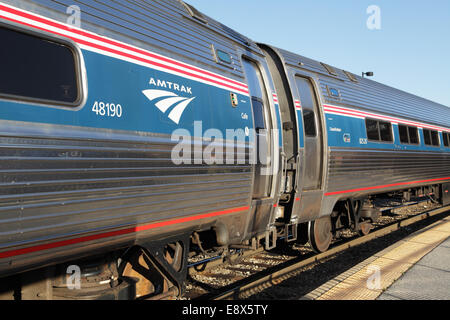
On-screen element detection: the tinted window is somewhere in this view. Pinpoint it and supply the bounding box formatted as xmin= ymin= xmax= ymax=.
xmin=366 ymin=119 xmax=380 ymax=141
xmin=444 ymin=133 xmax=449 ymax=147
xmin=242 ymin=59 xmax=272 ymax=136
xmin=303 ymin=109 xmax=316 ymax=136
xmin=365 ymin=119 xmax=392 ymax=142
xmin=295 ymin=77 xmax=320 ymax=138
xmin=379 ymin=121 xmax=392 ymax=142
xmin=216 ymin=49 xmax=231 ymax=64
xmin=251 ymin=97 xmax=265 ymax=130
xmin=399 ymin=125 xmax=419 ymax=145
xmin=408 ymin=127 xmax=419 ymax=144
xmin=0 ymin=26 xmax=79 ymax=104
xmin=423 ymin=129 xmax=431 ymax=145
xmin=423 ymin=129 xmax=439 ymax=146
xmin=431 ymin=130 xmax=440 ymax=146
xmin=242 ymin=59 xmax=263 ymax=99
xmin=399 ymin=125 xmax=409 ymax=144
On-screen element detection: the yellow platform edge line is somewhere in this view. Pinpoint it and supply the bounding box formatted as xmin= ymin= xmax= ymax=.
xmin=307 ymin=220 xmax=450 ymax=300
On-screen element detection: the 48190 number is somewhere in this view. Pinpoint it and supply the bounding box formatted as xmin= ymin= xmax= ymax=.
xmin=92 ymin=101 xmax=123 ymax=118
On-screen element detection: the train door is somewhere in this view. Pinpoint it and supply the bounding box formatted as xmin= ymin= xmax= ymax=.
xmin=242 ymin=58 xmax=273 ymax=199
xmin=295 ymin=76 xmax=323 ymax=190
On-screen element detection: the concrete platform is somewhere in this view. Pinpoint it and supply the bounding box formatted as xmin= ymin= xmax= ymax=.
xmin=378 ymin=237 xmax=450 ymax=300
xmin=301 ymin=215 xmax=450 ymax=300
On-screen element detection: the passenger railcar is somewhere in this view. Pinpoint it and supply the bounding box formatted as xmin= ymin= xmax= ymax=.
xmin=0 ymin=0 xmax=448 ymax=299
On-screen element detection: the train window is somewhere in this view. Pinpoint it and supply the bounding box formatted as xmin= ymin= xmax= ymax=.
xmin=251 ymin=97 xmax=266 ymax=131
xmin=365 ymin=119 xmax=392 ymax=142
xmin=423 ymin=129 xmax=440 ymax=146
xmin=443 ymin=132 xmax=450 ymax=147
xmin=366 ymin=119 xmax=380 ymax=141
xmin=0 ymin=26 xmax=80 ymax=105
xmin=409 ymin=127 xmax=419 ymax=144
xmin=303 ymin=109 xmax=317 ymax=137
xmin=423 ymin=129 xmax=431 ymax=145
xmin=379 ymin=121 xmax=393 ymax=142
xmin=399 ymin=125 xmax=419 ymax=145
xmin=216 ymin=49 xmax=232 ymax=64
xmin=399 ymin=125 xmax=409 ymax=144
xmin=431 ymin=130 xmax=440 ymax=146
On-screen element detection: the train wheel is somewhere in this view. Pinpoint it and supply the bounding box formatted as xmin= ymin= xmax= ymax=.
xmin=308 ymin=216 xmax=333 ymax=253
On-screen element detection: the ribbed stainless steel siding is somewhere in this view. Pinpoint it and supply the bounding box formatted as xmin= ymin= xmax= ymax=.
xmin=0 ymin=122 xmax=253 ymax=271
xmin=327 ymin=147 xmax=450 ymax=197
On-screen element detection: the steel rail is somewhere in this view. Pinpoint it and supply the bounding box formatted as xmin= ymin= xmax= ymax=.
xmin=196 ymin=205 xmax=450 ymax=300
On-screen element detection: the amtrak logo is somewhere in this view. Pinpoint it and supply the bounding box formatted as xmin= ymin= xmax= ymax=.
xmin=142 ymin=89 xmax=196 ymax=124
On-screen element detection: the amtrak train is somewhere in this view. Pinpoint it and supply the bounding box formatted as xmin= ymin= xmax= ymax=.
xmin=0 ymin=0 xmax=449 ymax=300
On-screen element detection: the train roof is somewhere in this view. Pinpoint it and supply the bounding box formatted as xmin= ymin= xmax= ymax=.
xmin=273 ymin=46 xmax=450 ymax=130
xmin=4 ymin=0 xmax=261 ymax=82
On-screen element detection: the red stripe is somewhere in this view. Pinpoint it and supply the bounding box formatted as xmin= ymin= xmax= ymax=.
xmin=0 ymin=206 xmax=249 ymax=259
xmin=324 ymin=107 xmax=365 ymax=119
xmin=325 ymin=177 xmax=450 ymax=196
xmin=273 ymin=94 xmax=278 ymax=103
xmin=324 ymin=104 xmax=449 ymax=132
xmin=0 ymin=5 xmax=248 ymax=94
xmin=325 ymin=105 xmax=406 ymax=124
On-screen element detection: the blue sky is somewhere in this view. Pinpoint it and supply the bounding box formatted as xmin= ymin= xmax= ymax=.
xmin=185 ymin=0 xmax=450 ymax=107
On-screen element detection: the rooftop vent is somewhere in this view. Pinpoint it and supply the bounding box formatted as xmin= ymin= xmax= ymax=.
xmin=180 ymin=1 xmax=207 ymax=24
xmin=320 ymin=62 xmax=338 ymax=76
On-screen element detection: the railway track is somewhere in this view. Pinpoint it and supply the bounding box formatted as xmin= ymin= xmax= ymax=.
xmin=181 ymin=200 xmax=449 ymax=300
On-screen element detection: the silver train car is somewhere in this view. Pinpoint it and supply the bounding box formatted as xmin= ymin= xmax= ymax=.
xmin=0 ymin=0 xmax=449 ymax=299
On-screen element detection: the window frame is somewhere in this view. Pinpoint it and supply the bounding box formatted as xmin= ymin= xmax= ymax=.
xmin=210 ymin=43 xmax=234 ymax=69
xmin=408 ymin=126 xmax=420 ymax=145
xmin=365 ymin=118 xmax=394 ymax=143
xmin=423 ymin=128 xmax=440 ymax=147
xmin=302 ymin=108 xmax=317 ymax=137
xmin=0 ymin=21 xmax=86 ymax=109
xmin=398 ymin=124 xmax=420 ymax=145
xmin=430 ymin=130 xmax=440 ymax=147
xmin=443 ymin=132 xmax=450 ymax=148
xmin=365 ymin=118 xmax=380 ymax=141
